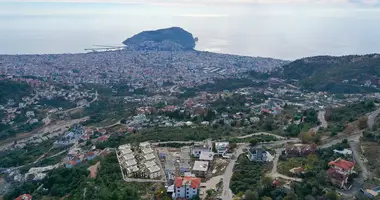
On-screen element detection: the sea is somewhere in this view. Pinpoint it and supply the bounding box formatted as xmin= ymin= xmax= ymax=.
xmin=1 ymin=2 xmax=380 ymax=60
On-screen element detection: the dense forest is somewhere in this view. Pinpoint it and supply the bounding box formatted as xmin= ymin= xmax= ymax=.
xmin=3 ymin=154 xmax=142 ymax=200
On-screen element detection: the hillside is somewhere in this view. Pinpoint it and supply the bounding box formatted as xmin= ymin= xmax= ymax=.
xmin=0 ymin=79 xmax=31 ymax=104
xmin=123 ymin=27 xmax=196 ymax=50
xmin=280 ymin=54 xmax=380 ymax=93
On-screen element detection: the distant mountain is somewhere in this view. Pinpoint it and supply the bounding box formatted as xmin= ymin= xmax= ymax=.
xmin=280 ymin=54 xmax=380 ymax=93
xmin=123 ymin=27 xmax=196 ymax=51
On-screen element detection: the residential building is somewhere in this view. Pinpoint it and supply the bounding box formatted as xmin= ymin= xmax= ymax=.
xmin=328 ymin=158 xmax=355 ymax=189
xmin=192 ymin=161 xmax=209 ymax=178
xmin=247 ymin=147 xmax=272 ymax=162
xmin=361 ymin=186 xmax=380 ymax=199
xmin=173 ymin=176 xmax=201 ymax=199
xmin=147 ymin=165 xmax=161 ymax=179
xmin=15 ymin=194 xmax=32 ymax=200
xmin=199 ymin=151 xmax=214 ymax=168
xmin=214 ymin=142 xmax=229 ymax=156
xmin=191 ymin=140 xmax=212 ymax=158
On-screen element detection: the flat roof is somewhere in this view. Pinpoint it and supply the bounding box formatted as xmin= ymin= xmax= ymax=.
xmin=120 ymin=148 xmax=132 ymax=155
xmin=148 ymin=165 xmax=160 ymax=173
xmin=215 ymin=142 xmax=229 ymax=149
xmin=144 ymin=160 xmax=156 ymax=168
xmin=192 ymin=161 xmax=209 ymax=172
xmin=144 ymin=153 xmax=156 ymax=161
xmin=199 ymin=151 xmax=214 ymax=161
xmin=127 ymin=165 xmax=139 ymax=173
xmin=123 ymin=154 xmax=135 ymax=161
xmin=140 ymin=142 xmax=150 ymax=148
xmin=142 ymin=147 xmax=154 ymax=155
xmin=119 ymin=144 xmax=131 ymax=150
xmin=124 ymin=159 xmax=137 ymax=167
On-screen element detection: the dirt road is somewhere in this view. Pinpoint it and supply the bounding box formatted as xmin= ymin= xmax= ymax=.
xmin=367 ymin=107 xmax=380 ymax=130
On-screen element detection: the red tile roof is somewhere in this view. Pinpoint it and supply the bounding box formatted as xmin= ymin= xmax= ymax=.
xmin=174 ymin=176 xmax=201 ymax=189
xmin=328 ymin=158 xmax=355 ymax=171
xmin=15 ymin=194 xmax=32 ymax=200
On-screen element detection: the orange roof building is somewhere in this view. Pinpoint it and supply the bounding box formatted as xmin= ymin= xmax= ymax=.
xmin=15 ymin=194 xmax=32 ymax=200
xmin=328 ymin=158 xmax=355 ymax=171
xmin=174 ymin=176 xmax=201 ymax=199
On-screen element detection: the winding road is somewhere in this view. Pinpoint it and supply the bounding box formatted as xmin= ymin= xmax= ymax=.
xmin=268 ymin=148 xmax=302 ymax=182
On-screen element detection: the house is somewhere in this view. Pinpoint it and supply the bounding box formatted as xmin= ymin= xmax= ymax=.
xmin=65 ymin=160 xmax=78 ymax=168
xmin=191 ymin=140 xmax=212 ymax=158
xmin=289 ymin=167 xmax=305 ymax=175
xmin=147 ymin=165 xmax=161 ymax=179
xmin=328 ymin=158 xmax=355 ymax=189
xmin=15 ymin=194 xmax=32 ymax=200
xmin=199 ymin=151 xmax=214 ymax=162
xmin=333 ymin=149 xmax=352 ymax=156
xmin=144 ymin=153 xmax=156 ymax=161
xmin=173 ymin=176 xmax=201 ymax=199
xmin=247 ymin=147 xmax=272 ymax=162
xmin=26 ymin=111 xmax=35 ymax=118
xmin=285 ymin=144 xmax=316 ymax=157
xmin=214 ymin=142 xmax=229 ymax=156
xmin=192 ymin=161 xmax=209 ymax=178
xmin=87 ymin=151 xmax=96 ymax=160
xmin=361 ymin=186 xmax=380 ymax=199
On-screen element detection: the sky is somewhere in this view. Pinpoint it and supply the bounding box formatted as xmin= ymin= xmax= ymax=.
xmin=0 ymin=0 xmax=379 ymax=58
xmin=0 ymin=0 xmax=379 ymax=6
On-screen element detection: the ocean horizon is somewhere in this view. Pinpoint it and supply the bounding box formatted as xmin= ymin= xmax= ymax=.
xmin=1 ymin=2 xmax=380 ymax=60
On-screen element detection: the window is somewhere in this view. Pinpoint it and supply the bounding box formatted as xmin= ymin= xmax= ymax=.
xmin=177 ymin=190 xmax=180 ymax=193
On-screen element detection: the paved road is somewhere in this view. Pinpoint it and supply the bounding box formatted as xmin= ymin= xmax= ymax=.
xmin=221 ymin=138 xmax=300 ymax=200
xmin=222 ymin=144 xmax=248 ymax=200
xmin=268 ymin=148 xmax=302 ymax=182
xmin=237 ymin=132 xmax=286 ymax=140
xmin=367 ymin=107 xmax=380 ymax=130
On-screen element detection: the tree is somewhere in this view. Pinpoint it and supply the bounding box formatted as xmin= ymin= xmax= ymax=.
xmin=244 ymin=190 xmax=259 ymax=200
xmin=284 ymin=192 xmax=299 ymax=200
xmin=191 ymin=196 xmax=201 ymax=200
xmin=262 ymin=197 xmax=272 ymax=200
xmin=261 ymin=176 xmax=273 ymax=188
xmin=358 ymin=116 xmax=368 ymax=130
xmin=325 ymin=107 xmax=333 ymax=121
xmin=299 ymin=131 xmax=313 ymax=143
xmin=250 ymin=139 xmax=259 ymax=146
xmin=326 ymin=191 xmax=339 ymax=200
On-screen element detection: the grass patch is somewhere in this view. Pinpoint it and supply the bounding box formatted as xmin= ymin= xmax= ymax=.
xmin=230 ymin=155 xmax=268 ymax=194
xmin=361 ymin=140 xmax=380 ymax=177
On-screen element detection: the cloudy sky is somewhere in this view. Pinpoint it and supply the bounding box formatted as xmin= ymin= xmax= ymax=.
xmin=0 ymin=0 xmax=379 ymax=6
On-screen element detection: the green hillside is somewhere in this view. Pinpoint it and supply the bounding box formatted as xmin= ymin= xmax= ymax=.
xmin=0 ymin=79 xmax=32 ymax=104
xmin=281 ymin=54 xmax=380 ymax=93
